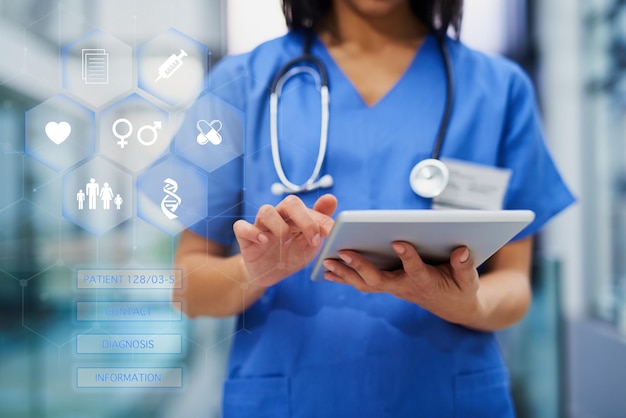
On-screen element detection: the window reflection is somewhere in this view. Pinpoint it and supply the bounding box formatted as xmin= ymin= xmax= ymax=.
xmin=583 ymin=2 xmax=626 ymax=332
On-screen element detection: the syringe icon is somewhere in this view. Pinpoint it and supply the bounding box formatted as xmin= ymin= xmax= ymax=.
xmin=154 ymin=49 xmax=188 ymax=83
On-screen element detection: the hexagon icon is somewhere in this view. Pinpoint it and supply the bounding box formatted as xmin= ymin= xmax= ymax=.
xmin=25 ymin=94 xmax=95 ymax=171
xmin=137 ymin=155 xmax=208 ymax=236
xmin=173 ymin=91 xmax=243 ymax=172
xmin=137 ymin=28 xmax=208 ymax=107
xmin=62 ymin=29 xmax=133 ymax=109
xmin=62 ymin=157 xmax=133 ymax=235
xmin=100 ymin=93 xmax=171 ymax=173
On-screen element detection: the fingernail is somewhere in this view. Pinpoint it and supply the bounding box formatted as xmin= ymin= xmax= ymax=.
xmin=392 ymin=243 xmax=405 ymax=255
xmin=258 ymin=233 xmax=268 ymax=244
xmin=459 ymin=248 xmax=470 ymax=263
xmin=338 ymin=253 xmax=352 ymax=264
xmin=323 ymin=260 xmax=334 ymax=272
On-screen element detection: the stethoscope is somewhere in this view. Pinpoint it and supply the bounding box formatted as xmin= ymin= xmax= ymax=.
xmin=269 ymin=31 xmax=454 ymax=198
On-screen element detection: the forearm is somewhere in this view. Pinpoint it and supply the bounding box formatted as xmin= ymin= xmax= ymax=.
xmin=458 ymin=269 xmax=531 ymax=332
xmin=173 ymin=252 xmax=266 ymax=318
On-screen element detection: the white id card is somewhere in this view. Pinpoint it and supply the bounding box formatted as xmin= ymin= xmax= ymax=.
xmin=432 ymin=158 xmax=511 ymax=210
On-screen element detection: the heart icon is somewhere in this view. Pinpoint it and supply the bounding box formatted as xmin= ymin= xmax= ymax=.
xmin=45 ymin=121 xmax=72 ymax=145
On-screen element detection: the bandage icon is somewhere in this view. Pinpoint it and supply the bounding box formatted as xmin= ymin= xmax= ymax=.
xmin=155 ymin=49 xmax=188 ymax=83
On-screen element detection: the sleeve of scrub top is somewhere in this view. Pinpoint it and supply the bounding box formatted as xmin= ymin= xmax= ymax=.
xmin=499 ymin=64 xmax=575 ymax=239
xmin=184 ymin=54 xmax=248 ymax=246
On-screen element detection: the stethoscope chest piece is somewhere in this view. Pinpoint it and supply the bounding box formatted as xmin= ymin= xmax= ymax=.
xmin=409 ymin=158 xmax=450 ymax=198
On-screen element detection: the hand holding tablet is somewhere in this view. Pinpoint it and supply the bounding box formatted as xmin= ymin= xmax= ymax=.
xmin=311 ymin=209 xmax=535 ymax=281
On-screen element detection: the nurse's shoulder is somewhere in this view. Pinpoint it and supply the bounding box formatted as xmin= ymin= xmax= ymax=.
xmin=207 ymin=31 xmax=304 ymax=109
xmin=448 ymin=37 xmax=537 ymax=103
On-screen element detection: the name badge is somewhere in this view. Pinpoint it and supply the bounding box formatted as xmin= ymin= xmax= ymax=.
xmin=432 ymin=158 xmax=511 ymax=210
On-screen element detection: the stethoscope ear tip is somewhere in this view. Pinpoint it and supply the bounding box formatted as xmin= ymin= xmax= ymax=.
xmin=318 ymin=174 xmax=334 ymax=188
xmin=271 ymin=174 xmax=334 ymax=196
xmin=271 ymin=182 xmax=287 ymax=196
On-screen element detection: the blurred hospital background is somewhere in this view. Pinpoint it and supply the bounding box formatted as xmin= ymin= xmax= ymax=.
xmin=0 ymin=0 xmax=623 ymax=416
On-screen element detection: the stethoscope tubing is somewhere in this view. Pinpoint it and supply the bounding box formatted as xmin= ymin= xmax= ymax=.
xmin=269 ymin=71 xmax=329 ymax=193
xmin=269 ymin=31 xmax=454 ymax=197
xmin=431 ymin=35 xmax=454 ymax=161
xmin=269 ymin=35 xmax=332 ymax=195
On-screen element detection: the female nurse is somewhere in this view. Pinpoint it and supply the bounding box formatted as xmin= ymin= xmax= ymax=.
xmin=174 ymin=0 xmax=575 ymax=416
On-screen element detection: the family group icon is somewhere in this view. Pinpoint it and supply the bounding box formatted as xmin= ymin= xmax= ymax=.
xmin=77 ymin=178 xmax=123 ymax=211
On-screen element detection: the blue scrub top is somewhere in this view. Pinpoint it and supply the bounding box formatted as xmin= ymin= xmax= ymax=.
xmin=183 ymin=30 xmax=574 ymax=418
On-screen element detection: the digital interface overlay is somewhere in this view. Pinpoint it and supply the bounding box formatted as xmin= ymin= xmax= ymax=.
xmin=0 ymin=2 xmax=246 ymax=416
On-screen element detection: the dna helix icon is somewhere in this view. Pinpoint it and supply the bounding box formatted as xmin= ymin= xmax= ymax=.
xmin=161 ymin=178 xmax=182 ymax=220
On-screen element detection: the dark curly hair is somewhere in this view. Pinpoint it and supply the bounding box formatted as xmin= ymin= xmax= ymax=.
xmin=281 ymin=0 xmax=463 ymax=37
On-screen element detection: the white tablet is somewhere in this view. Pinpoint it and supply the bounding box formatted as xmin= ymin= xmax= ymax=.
xmin=310 ymin=209 xmax=535 ymax=282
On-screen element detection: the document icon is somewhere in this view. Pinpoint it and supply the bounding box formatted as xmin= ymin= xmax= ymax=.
xmin=82 ymin=49 xmax=109 ymax=84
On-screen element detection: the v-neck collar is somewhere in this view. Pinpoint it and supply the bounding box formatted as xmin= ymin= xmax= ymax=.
xmin=310 ymin=32 xmax=436 ymax=110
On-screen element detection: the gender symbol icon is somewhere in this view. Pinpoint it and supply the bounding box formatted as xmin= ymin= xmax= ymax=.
xmin=112 ymin=118 xmax=162 ymax=148
xmin=161 ymin=178 xmax=181 ymax=220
